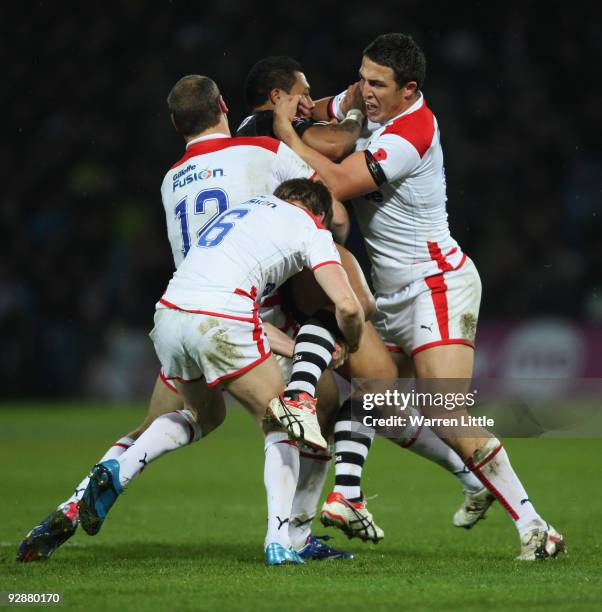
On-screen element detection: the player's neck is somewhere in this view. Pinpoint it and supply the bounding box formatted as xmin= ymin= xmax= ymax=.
xmin=184 ymin=117 xmax=231 ymax=143
xmin=387 ymin=92 xmax=421 ymax=121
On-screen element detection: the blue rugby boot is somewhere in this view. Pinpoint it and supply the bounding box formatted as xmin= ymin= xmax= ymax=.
xmin=265 ymin=542 xmax=304 ymax=566
xmin=17 ymin=502 xmax=79 ymax=562
xmin=78 ymin=460 xmax=123 ymax=535
xmin=298 ymin=535 xmax=354 ymax=561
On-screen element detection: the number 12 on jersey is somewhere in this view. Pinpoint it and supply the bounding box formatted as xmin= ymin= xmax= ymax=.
xmin=174 ymin=188 xmax=229 ymax=256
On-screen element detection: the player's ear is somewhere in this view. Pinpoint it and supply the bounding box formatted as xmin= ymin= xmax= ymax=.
xmin=218 ymin=95 xmax=229 ymax=114
xmin=402 ymin=81 xmax=418 ymax=97
xmin=268 ymin=88 xmax=282 ymax=105
xmin=170 ymin=113 xmax=180 ymax=132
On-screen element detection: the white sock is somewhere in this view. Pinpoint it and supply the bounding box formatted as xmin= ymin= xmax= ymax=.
xmin=468 ymin=438 xmax=546 ymax=537
xmin=117 ymin=410 xmax=201 ymax=488
xmin=62 ymin=436 xmax=135 ymax=507
xmin=289 ymin=448 xmax=331 ymax=550
xmin=398 ymin=410 xmax=483 ymax=494
xmin=264 ymin=431 xmax=300 ymax=549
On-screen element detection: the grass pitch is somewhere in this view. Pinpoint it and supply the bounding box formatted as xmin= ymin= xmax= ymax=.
xmin=1 ymin=404 xmax=600 ymax=611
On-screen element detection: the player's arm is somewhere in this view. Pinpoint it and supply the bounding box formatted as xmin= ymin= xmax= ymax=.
xmin=274 ymin=96 xmax=379 ymax=202
xmin=337 ymin=245 xmax=375 ymax=320
xmin=263 ymin=322 xmax=294 ymax=358
xmin=311 ymin=83 xmax=363 ymax=123
xmin=300 ymin=115 xmax=363 ymax=161
xmin=330 ymin=198 xmax=350 ymax=244
xmin=311 ymin=96 xmax=334 ymax=122
xmin=312 ymin=263 xmax=364 ymax=352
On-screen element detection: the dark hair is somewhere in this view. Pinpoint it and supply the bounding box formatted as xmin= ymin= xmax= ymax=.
xmin=244 ymin=56 xmax=303 ymax=110
xmin=274 ymin=179 xmax=333 ymax=228
xmin=167 ymin=75 xmax=222 ymax=137
xmin=363 ymin=33 xmax=426 ymax=90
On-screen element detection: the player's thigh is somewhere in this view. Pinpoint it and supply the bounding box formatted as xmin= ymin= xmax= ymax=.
xmin=242 ymin=353 xmax=292 ymax=426
xmin=413 ymin=341 xmax=474 ymax=379
xmin=222 ymin=354 xmax=285 ymax=418
xmin=390 ymin=350 xmax=415 ymax=378
xmin=173 ymin=377 xmax=226 ymax=435
xmin=337 ymin=322 xmax=398 ymax=382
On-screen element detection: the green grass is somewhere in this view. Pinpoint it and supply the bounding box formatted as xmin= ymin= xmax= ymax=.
xmin=0 ymin=404 xmax=600 ymax=611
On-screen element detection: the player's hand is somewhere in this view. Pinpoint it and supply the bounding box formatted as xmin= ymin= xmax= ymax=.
xmin=330 ymin=340 xmax=349 ymax=369
xmin=273 ymin=95 xmax=301 ymax=142
xmin=297 ymin=94 xmax=315 ymax=119
xmin=340 ymin=82 xmax=365 ymax=115
xmin=274 ymin=94 xmax=301 ymax=122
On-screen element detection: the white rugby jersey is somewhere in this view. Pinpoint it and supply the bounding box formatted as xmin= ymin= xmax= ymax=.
xmin=162 ymin=133 xmax=314 ymax=268
xmin=330 ymin=93 xmax=464 ymax=293
xmin=159 ymin=195 xmax=341 ymax=318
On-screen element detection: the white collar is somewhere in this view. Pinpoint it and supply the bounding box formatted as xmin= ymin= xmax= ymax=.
xmin=186 ymin=133 xmax=230 ymax=148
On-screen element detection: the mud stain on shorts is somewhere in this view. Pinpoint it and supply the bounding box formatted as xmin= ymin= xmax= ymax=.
xmin=198 ymin=318 xmax=220 ymax=334
xmin=198 ymin=318 xmax=244 ymax=367
xmin=460 ymin=313 xmax=477 ymax=341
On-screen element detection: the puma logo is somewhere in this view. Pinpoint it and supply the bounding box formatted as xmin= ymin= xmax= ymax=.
xmin=420 ymin=324 xmax=433 ymax=332
xmin=520 ymin=498 xmax=531 ymax=505
xmin=276 ymin=516 xmax=289 ymax=530
xmin=138 ymin=453 xmax=149 ymax=469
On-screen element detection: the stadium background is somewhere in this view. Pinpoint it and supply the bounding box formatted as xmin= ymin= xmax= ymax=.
xmin=3 ymin=0 xmax=600 ymax=399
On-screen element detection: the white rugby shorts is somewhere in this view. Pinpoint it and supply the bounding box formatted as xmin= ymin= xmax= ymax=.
xmin=373 ymin=257 xmax=481 ymax=357
xmin=151 ymin=307 xmax=271 ymax=387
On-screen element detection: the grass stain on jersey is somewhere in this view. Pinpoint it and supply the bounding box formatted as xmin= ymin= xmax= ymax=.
xmin=460 ymin=313 xmax=477 ymax=341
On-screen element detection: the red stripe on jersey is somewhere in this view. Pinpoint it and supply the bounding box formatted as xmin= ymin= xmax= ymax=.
xmin=171 ymin=136 xmax=280 ymax=169
xmin=311 ymin=260 xmax=342 ymax=271
xmin=299 ymin=207 xmax=325 ymax=229
xmin=427 ymin=241 xmax=454 ymax=272
xmin=381 ymin=102 xmax=435 ymax=158
xmin=235 ymin=286 xmax=266 ymax=358
xmin=158 ymin=298 xmax=255 ymax=322
xmin=112 ymin=442 xmax=131 ymax=450
xmin=425 ymin=273 xmax=449 ymax=340
xmin=252 ymin=304 xmax=267 ymax=358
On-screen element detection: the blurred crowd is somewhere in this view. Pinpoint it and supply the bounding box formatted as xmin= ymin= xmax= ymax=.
xmin=3 ymin=1 xmax=600 ymax=397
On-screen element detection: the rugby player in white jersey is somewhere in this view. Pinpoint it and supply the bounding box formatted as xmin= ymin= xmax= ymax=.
xmin=17 ymin=76 xmax=359 ymax=565
xmin=273 ymin=33 xmax=564 ymax=560
xmin=75 ymin=180 xmax=364 ymax=565
xmin=238 ymin=54 xmax=500 ymax=541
